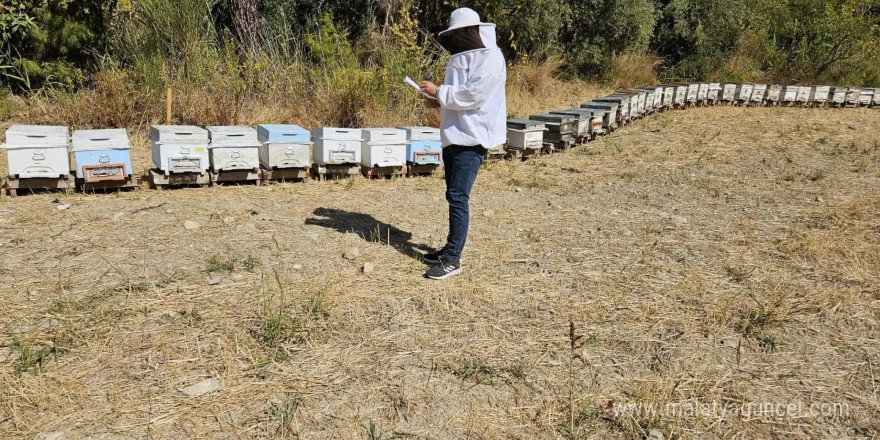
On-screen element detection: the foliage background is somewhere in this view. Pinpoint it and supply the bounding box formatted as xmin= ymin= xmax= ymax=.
xmin=1 ymin=0 xmax=878 ymax=126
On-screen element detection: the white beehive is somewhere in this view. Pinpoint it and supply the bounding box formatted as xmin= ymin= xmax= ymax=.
xmin=506 ymin=119 xmax=546 ymax=150
xmin=257 ymin=124 xmax=311 ymax=170
xmin=361 ymin=128 xmax=407 ymax=168
xmin=708 ymin=83 xmax=722 ymax=101
xmin=767 ymin=85 xmax=783 ymax=103
xmin=697 ymin=83 xmax=709 ymax=102
xmin=796 ymin=86 xmax=813 ymax=103
xmin=782 ymin=86 xmax=799 ymax=103
xmin=312 ymin=127 xmax=362 ymax=166
xmin=831 ymin=87 xmax=848 ymax=105
xmin=722 ymin=84 xmax=738 ymax=101
xmin=686 ymin=83 xmax=699 ymax=103
xmin=813 ymin=86 xmax=831 ymax=104
xmin=735 ymin=83 xmax=754 ymax=102
xmin=2 ymin=125 xmax=70 ymax=178
xmin=150 ymin=125 xmax=210 ymax=174
xmin=846 ymin=88 xmax=862 ymax=106
xmin=662 ymin=86 xmax=675 ymax=107
xmin=750 ymin=84 xmax=767 ymax=103
xmin=858 ymin=88 xmax=874 ymax=106
xmin=206 ymin=126 xmax=261 ymax=172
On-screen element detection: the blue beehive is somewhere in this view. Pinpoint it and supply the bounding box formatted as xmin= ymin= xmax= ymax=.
xmin=398 ymin=127 xmax=442 ymax=165
xmin=71 ymin=129 xmax=133 ymax=181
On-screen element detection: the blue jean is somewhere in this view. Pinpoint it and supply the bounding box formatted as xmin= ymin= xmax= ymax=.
xmin=440 ymin=144 xmax=487 ymax=261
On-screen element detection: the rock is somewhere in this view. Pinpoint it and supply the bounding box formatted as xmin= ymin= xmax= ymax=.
xmin=37 ymin=318 xmax=58 ymax=330
xmin=343 ymin=247 xmax=360 ymax=260
xmin=514 ymin=187 xmax=522 ymax=193
xmin=292 ymin=264 xmax=303 ymax=271
xmin=11 ymin=325 xmax=32 ymax=335
xmin=222 ymin=216 xmax=236 ymax=225
xmin=34 ymin=429 xmax=67 ymax=440
xmin=816 ymin=196 xmax=825 ymax=203
xmin=362 ymin=262 xmax=375 ymax=274
xmin=206 ymin=273 xmax=222 ymax=286
xmin=160 ymin=311 xmax=183 ymax=322
xmin=647 ymin=429 xmax=664 ymax=440
xmin=179 ymin=377 xmax=221 ymax=397
xmin=56 ymin=204 xmax=70 ymax=211
xmin=671 ymin=215 xmax=689 ymax=226
xmin=184 ymin=220 xmax=201 ymax=230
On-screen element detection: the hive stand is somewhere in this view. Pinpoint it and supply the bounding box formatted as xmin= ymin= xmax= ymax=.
xmin=148 ymin=169 xmax=211 ymax=190
xmin=407 ymin=164 xmax=441 ymax=176
xmin=209 ymin=169 xmax=263 ymax=186
xmin=261 ymin=167 xmax=309 ymax=182
xmin=361 ymin=165 xmax=407 ymax=179
xmin=79 ymin=175 xmax=142 ymax=193
xmin=311 ymin=164 xmax=360 ymax=181
xmin=504 ymin=148 xmax=542 ymax=161
xmin=3 ymin=174 xmax=75 ymax=197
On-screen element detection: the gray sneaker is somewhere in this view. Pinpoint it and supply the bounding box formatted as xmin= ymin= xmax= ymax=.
xmin=424 ymin=259 xmax=462 ymax=280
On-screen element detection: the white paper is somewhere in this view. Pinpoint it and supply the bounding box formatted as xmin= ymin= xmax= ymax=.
xmin=405 ymin=76 xmax=437 ymax=100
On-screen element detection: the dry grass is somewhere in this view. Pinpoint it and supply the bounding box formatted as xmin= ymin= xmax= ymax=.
xmin=0 ymin=106 xmax=879 ymax=439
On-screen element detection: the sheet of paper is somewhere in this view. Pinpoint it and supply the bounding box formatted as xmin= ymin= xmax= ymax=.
xmin=405 ymin=76 xmax=438 ymax=100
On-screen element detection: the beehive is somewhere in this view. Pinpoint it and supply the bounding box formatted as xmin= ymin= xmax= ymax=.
xmin=528 ymin=114 xmax=575 ymax=146
xmin=697 ymin=83 xmax=709 ymax=102
xmin=661 ymin=86 xmax=676 ymax=107
xmin=2 ymin=125 xmax=70 ymax=178
xmin=506 ymin=119 xmax=546 ymax=150
xmin=312 ymin=127 xmax=362 ymax=166
xmin=398 ymin=126 xmax=442 ymax=164
xmin=796 ymin=86 xmax=814 ymax=104
xmin=580 ymin=102 xmax=619 ymax=131
xmin=206 ymin=126 xmax=261 ymax=173
xmin=782 ymin=86 xmax=799 ymax=103
xmin=813 ymin=86 xmax=831 ymax=104
xmin=361 ymin=128 xmax=407 ymax=168
xmin=750 ymin=84 xmax=767 ymax=103
xmin=71 ymin=128 xmax=133 ymax=181
xmin=767 ymin=85 xmax=783 ymax=103
xmin=594 ymin=95 xmax=632 ymax=122
xmin=846 ymin=88 xmax=862 ymax=107
xmin=150 ymin=125 xmax=210 ymax=174
xmin=830 ymin=87 xmax=848 ymax=106
xmin=257 ymin=124 xmax=311 ymax=170
xmin=721 ymin=83 xmax=738 ymax=102
xmin=735 ymin=83 xmax=754 ymax=102
xmin=550 ymin=109 xmax=592 ymax=139
xmin=708 ymin=83 xmax=722 ymax=102
xmin=686 ymin=83 xmax=699 ymax=103
xmin=858 ymin=88 xmax=874 ymax=106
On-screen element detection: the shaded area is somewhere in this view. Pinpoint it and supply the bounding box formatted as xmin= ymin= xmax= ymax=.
xmin=305 ymin=208 xmax=434 ymax=261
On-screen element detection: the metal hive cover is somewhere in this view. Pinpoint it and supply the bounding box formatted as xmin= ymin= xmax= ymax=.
xmin=207 ymin=126 xmax=260 ymax=147
xmin=72 ymin=128 xmax=130 ymax=151
xmin=257 ymin=124 xmax=310 ymax=144
xmin=507 ymin=119 xmax=545 ymax=130
xmin=4 ymin=125 xmax=69 ymax=149
xmin=149 ymin=125 xmax=209 ymax=144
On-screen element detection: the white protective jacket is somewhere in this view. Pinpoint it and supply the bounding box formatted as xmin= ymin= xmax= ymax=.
xmin=437 ymin=26 xmax=507 ymax=149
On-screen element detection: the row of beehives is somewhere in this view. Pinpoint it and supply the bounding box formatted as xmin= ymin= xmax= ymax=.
xmin=505 ymin=83 xmax=880 ymax=152
xmin=1 ymin=124 xmax=443 ymax=186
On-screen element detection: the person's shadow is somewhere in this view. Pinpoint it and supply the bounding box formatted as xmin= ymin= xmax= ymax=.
xmin=305 ymin=208 xmax=434 ymax=261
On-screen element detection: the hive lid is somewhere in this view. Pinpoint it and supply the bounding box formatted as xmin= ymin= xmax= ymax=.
xmin=549 ymin=109 xmax=591 ymax=120
xmin=397 ymin=126 xmax=440 ymax=141
xmin=3 ymin=125 xmax=69 ymax=149
xmin=311 ymin=127 xmax=363 ymax=140
xmin=72 ymin=128 xmax=130 ymax=151
xmin=529 ymin=114 xmax=574 ymax=124
xmin=361 ymin=128 xmax=407 ymax=143
xmin=207 ymin=126 xmax=260 ymax=147
xmin=507 ymin=119 xmax=545 ymax=130
xmin=580 ymin=102 xmax=618 ymax=110
xmin=149 ymin=125 xmax=209 ymax=144
xmin=257 ymin=124 xmax=310 ymax=143
xmin=594 ymin=95 xmax=630 ymax=103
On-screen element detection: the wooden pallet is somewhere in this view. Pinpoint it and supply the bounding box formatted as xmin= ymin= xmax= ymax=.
xmin=311 ymin=164 xmax=360 ymax=181
xmin=504 ymin=148 xmax=542 ymax=161
xmin=362 ymin=165 xmax=407 ymax=178
xmin=79 ymin=174 xmax=142 ymax=193
xmin=3 ymin=174 xmax=74 ymax=197
xmin=261 ymin=167 xmax=309 ymax=182
xmin=407 ymin=163 xmax=441 ymax=176
xmin=148 ymin=169 xmax=210 ymax=190
xmin=210 ymin=169 xmax=263 ymax=186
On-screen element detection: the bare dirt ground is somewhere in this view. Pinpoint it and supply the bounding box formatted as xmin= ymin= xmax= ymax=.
xmin=0 ymin=106 xmax=878 ymax=439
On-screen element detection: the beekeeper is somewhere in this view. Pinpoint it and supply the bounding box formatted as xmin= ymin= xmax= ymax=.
xmin=418 ymin=7 xmax=507 ymax=280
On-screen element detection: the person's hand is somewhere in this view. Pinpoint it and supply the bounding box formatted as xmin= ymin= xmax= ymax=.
xmin=419 ymin=81 xmax=439 ymax=98
xmin=425 ymin=99 xmax=441 ymax=109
